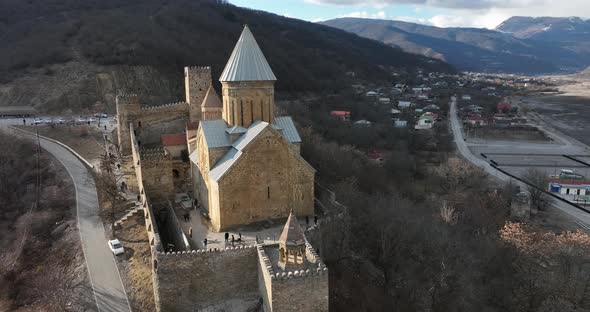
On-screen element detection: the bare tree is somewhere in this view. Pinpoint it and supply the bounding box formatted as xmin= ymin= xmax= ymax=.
xmin=95 ymin=152 xmax=126 ymax=237
xmin=523 ymin=168 xmax=549 ymax=211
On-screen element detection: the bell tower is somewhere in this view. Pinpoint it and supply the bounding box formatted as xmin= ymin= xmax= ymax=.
xmin=219 ymin=25 xmax=277 ymax=128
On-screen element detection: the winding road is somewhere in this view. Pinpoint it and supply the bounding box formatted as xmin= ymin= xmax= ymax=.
xmin=449 ymin=96 xmax=590 ymax=227
xmin=5 ymin=121 xmax=131 ymax=312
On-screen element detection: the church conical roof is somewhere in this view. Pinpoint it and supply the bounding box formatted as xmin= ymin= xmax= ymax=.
xmin=219 ymin=25 xmax=277 ymax=82
xmin=201 ymin=85 xmax=222 ymax=109
xmin=279 ymin=210 xmax=306 ymax=247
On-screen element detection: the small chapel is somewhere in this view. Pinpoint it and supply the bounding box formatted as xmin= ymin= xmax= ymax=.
xmin=187 ymin=25 xmax=316 ymax=232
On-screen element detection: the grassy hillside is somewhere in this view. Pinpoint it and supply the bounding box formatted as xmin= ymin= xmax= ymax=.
xmin=0 ymin=0 xmax=452 ymax=106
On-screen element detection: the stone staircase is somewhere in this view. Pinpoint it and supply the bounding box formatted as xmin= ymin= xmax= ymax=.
xmin=114 ymin=201 xmax=144 ymax=228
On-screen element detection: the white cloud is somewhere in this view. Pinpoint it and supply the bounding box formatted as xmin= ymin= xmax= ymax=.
xmin=308 ymin=0 xmax=590 ymax=28
xmin=393 ymin=15 xmax=431 ymax=25
xmin=340 ymin=10 xmax=388 ymax=19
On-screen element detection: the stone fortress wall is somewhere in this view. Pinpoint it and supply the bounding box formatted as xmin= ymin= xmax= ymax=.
xmin=154 ymin=246 xmax=259 ymax=311
xmin=116 ymin=94 xmax=189 ymax=155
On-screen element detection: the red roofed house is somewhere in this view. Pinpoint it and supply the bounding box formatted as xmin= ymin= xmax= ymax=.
xmin=466 ymin=115 xmax=488 ymax=126
xmin=330 ymin=110 xmax=351 ymax=121
xmin=497 ymin=103 xmax=512 ymax=113
xmin=368 ymin=150 xmax=385 ymax=163
xmin=161 ymin=133 xmax=187 ymax=158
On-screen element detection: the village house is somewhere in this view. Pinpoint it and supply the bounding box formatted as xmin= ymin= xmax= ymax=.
xmin=394 ymin=120 xmax=408 ymax=128
xmin=549 ymin=180 xmax=590 ymax=204
xmin=398 ymin=101 xmax=414 ymax=109
xmin=465 ymin=115 xmax=488 ymax=126
xmin=330 ymin=110 xmax=351 ymax=121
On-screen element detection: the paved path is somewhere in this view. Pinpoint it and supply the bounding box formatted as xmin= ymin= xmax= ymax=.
xmin=449 ymin=97 xmax=590 ymax=227
xmin=4 ymin=120 xmax=131 ymax=312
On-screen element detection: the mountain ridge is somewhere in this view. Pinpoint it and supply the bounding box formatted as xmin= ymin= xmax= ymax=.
xmin=0 ymin=0 xmax=453 ymax=112
xmin=322 ymin=17 xmax=590 ymax=74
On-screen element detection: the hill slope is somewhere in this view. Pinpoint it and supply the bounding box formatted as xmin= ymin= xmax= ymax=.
xmin=0 ymin=0 xmax=452 ymax=112
xmin=323 ymin=17 xmax=590 ymax=74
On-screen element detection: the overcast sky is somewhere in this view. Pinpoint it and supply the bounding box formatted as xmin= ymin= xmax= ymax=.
xmin=229 ymin=0 xmax=589 ymax=29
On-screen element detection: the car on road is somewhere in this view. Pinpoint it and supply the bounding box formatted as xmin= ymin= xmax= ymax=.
xmin=76 ymin=117 xmax=86 ymax=124
xmin=33 ymin=118 xmax=43 ymax=125
xmin=108 ymin=239 xmax=125 ymax=255
xmin=57 ymin=117 xmax=66 ymax=124
xmin=88 ymin=117 xmax=97 ymax=123
xmin=43 ymin=118 xmax=54 ymax=124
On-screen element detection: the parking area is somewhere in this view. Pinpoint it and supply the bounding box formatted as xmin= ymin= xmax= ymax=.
xmin=483 ymin=153 xmax=590 ymax=179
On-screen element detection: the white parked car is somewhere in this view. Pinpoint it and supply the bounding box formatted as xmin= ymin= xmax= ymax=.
xmin=57 ymin=117 xmax=66 ymax=124
xmin=88 ymin=117 xmax=97 ymax=123
xmin=108 ymin=239 xmax=125 ymax=255
xmin=76 ymin=117 xmax=86 ymax=124
xmin=34 ymin=118 xmax=43 ymax=125
xmin=44 ymin=118 xmax=54 ymax=124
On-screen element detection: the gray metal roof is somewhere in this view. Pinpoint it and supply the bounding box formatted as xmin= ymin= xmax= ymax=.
xmin=225 ymin=125 xmax=247 ymax=135
xmin=201 ymin=120 xmax=232 ymax=148
xmin=232 ymin=121 xmax=268 ymax=150
xmin=209 ymin=121 xmax=269 ymax=182
xmin=219 ymin=25 xmax=277 ymax=82
xmin=208 ymin=148 xmax=242 ymax=182
xmin=274 ymin=116 xmax=301 ymax=143
xmin=205 ymin=118 xmax=302 ymax=182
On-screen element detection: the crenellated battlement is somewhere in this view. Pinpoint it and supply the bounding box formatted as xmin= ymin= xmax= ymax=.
xmin=117 ymin=93 xmax=139 ymax=98
xmin=141 ymin=101 xmax=187 ymax=111
xmin=185 ymin=65 xmax=211 ymax=71
xmin=155 ymin=245 xmax=256 ymax=258
xmin=270 ymin=267 xmax=328 ymax=281
xmin=139 ymin=147 xmax=169 ymax=161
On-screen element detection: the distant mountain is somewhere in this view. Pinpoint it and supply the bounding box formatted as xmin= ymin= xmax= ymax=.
xmin=322 ymin=17 xmax=590 ymax=74
xmin=497 ymin=16 xmax=590 ymax=41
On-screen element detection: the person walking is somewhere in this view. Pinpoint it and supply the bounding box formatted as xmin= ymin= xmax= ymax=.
xmin=225 ymin=232 xmax=229 ymax=242
xmin=314 ymin=215 xmax=318 ymax=225
xmin=189 ymin=227 xmax=193 ymax=238
xmin=238 ymin=232 xmax=242 ymax=242
xmin=231 ymin=235 xmax=235 ymax=247
xmin=203 ymin=238 xmax=208 ymax=249
xmin=22 ymin=119 xmax=26 ymax=126
xmin=306 ymin=216 xmax=309 ymax=227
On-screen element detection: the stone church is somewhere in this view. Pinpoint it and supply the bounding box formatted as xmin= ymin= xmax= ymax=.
xmin=188 ymin=26 xmax=315 ymax=232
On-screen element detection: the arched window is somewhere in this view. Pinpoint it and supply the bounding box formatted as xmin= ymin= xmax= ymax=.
xmin=173 ymin=169 xmax=180 ymax=179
